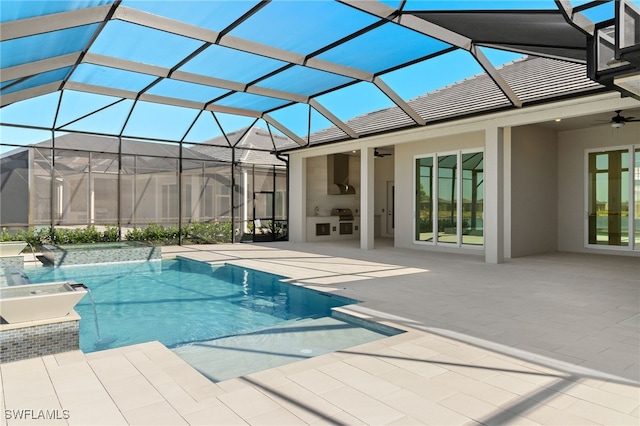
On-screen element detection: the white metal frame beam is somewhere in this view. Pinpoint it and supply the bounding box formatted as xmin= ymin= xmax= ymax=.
xmin=114 ymin=6 xmax=375 ymax=83
xmin=471 ymin=45 xmax=523 ymax=108
xmin=63 ymin=81 xmax=264 ymax=118
xmin=109 ymin=5 xmax=374 ymax=138
xmin=262 ymin=114 xmax=306 ymax=146
xmin=0 ymin=5 xmax=112 ymax=41
xmin=80 ymin=53 xmax=309 ymax=104
xmin=0 ymin=82 xmax=60 ymax=107
xmin=1 ymin=53 xmax=81 ymax=83
xmin=373 ymin=76 xmax=426 ymax=125
xmin=309 ymin=99 xmax=358 ymax=139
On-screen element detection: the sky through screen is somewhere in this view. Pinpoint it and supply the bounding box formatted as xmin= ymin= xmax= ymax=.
xmin=0 ymin=0 xmax=633 ymax=151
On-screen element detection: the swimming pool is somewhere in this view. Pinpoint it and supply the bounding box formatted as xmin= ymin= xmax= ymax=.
xmin=22 ymin=258 xmax=397 ymax=380
xmin=21 ymin=258 xmax=387 ymax=357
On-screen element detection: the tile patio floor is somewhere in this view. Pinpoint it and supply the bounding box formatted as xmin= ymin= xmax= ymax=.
xmin=1 ymin=240 xmax=638 ymax=425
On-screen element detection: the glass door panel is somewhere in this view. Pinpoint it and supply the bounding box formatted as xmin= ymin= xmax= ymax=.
xmin=462 ymin=152 xmax=483 ymax=245
xmin=437 ymin=154 xmax=457 ymax=244
xmin=415 ymin=157 xmax=434 ymax=242
xmin=633 ymin=148 xmax=640 ymax=250
xmin=588 ymin=150 xmax=629 ymax=246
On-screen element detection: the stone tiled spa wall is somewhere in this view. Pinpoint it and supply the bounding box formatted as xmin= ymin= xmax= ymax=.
xmin=0 ymin=319 xmax=79 ymax=363
xmin=0 ymin=256 xmax=23 ymax=268
xmin=43 ymin=244 xmax=161 ymax=266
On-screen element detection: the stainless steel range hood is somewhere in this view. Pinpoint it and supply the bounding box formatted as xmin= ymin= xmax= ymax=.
xmin=327 ymin=154 xmax=356 ymax=195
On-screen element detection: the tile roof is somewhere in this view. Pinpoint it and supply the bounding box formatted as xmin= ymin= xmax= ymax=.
xmin=307 ymin=56 xmax=604 ymax=146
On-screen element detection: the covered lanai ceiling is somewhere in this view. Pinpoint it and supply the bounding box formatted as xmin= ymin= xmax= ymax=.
xmin=0 ymin=1 xmax=634 ymax=152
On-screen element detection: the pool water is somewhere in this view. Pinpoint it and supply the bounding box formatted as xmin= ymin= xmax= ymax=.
xmin=21 ymin=259 xmax=374 ymax=354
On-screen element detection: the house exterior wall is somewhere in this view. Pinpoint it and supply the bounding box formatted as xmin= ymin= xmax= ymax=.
xmin=558 ymin=124 xmax=640 ymax=255
xmin=278 ymin=93 xmax=640 ymax=259
xmin=394 ymin=130 xmax=485 ymax=253
xmin=373 ymin=155 xmax=394 ymax=238
xmin=510 ymin=126 xmax=559 ymax=257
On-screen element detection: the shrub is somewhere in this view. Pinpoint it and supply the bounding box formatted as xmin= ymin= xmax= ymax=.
xmin=53 ymin=226 xmax=103 ymax=244
xmin=124 ymin=223 xmax=181 ymax=245
xmin=182 ymin=221 xmax=233 ymax=244
xmin=1 ymin=223 xmax=235 ymax=247
xmin=102 ymin=225 xmax=120 ymax=242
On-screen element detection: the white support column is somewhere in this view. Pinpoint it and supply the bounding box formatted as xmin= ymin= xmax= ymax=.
xmin=360 ymin=147 xmax=375 ymax=250
xmin=288 ymin=155 xmax=306 ymax=242
xmin=503 ymin=128 xmax=512 ymax=260
xmin=484 ymin=127 xmax=505 ymax=264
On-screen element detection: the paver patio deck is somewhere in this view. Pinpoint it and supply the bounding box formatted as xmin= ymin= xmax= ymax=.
xmin=1 ymin=240 xmax=638 ymax=425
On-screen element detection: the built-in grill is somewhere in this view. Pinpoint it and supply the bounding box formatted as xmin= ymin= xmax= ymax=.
xmin=331 ymin=208 xmax=354 ymax=235
xmin=331 ymin=208 xmax=354 ymax=221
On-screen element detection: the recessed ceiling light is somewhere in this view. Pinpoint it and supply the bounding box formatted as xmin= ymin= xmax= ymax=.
xmin=555 ymin=118 xmax=562 ymax=122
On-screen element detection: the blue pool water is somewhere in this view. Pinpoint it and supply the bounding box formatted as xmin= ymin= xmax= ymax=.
xmin=22 ymin=258 xmax=356 ymax=353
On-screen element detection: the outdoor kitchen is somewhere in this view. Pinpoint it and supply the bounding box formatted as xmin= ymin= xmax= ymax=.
xmin=306 ymin=153 xmax=361 ymax=241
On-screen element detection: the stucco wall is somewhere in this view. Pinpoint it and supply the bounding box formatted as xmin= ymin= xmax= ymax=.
xmin=373 ymin=155 xmax=394 ymax=237
xmin=557 ymin=124 xmax=639 ymax=254
xmin=394 ymin=131 xmax=484 ymax=252
xmin=510 ymin=126 xmax=558 ymax=257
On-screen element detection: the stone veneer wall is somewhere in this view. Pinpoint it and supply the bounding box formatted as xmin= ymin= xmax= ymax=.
xmin=0 ymin=256 xmax=23 ymax=268
xmin=0 ymin=319 xmax=79 ymax=363
xmin=43 ymin=244 xmax=161 ymax=266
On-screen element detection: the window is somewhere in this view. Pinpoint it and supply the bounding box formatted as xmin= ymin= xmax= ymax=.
xmin=587 ymin=146 xmax=639 ymax=250
xmin=415 ymin=150 xmax=483 ymax=247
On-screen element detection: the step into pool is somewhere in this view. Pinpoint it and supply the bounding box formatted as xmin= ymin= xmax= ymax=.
xmin=173 ymin=316 xmax=389 ymax=382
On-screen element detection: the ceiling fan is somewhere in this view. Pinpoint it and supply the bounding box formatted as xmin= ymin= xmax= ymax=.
xmin=374 ymin=148 xmax=392 ymax=158
xmin=606 ymin=110 xmax=640 ymax=128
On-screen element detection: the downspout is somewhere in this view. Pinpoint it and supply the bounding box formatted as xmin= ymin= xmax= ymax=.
xmin=50 ymin=129 xmax=55 ymax=243
xmin=178 ymin=140 xmax=183 ymax=245
xmin=117 ymin=136 xmax=122 ymax=241
xmin=50 ymin=92 xmax=64 ymax=244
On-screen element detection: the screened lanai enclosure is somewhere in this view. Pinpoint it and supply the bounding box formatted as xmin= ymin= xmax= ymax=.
xmin=1 ymin=126 xmax=289 ymax=244
xmin=2 ymin=0 xmax=639 ymax=246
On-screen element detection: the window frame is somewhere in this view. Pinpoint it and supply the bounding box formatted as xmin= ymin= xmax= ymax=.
xmin=584 ymin=144 xmax=638 ymax=251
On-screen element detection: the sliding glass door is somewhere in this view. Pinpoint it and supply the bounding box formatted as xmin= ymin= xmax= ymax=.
xmin=415 ymin=150 xmax=483 ymax=247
